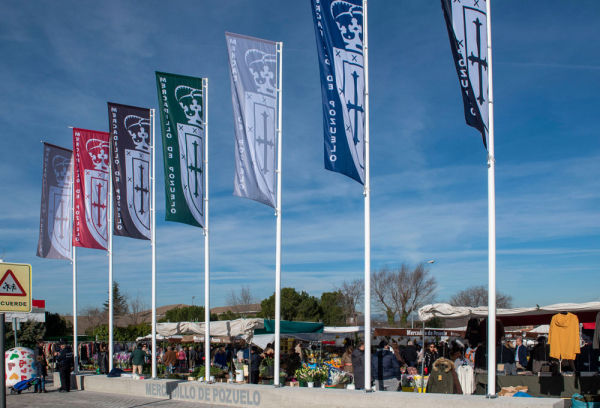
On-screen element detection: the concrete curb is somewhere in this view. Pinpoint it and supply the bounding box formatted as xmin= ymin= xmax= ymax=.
xmin=54 ymin=373 xmax=565 ymax=408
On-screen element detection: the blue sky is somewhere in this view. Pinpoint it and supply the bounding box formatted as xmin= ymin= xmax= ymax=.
xmin=0 ymin=1 xmax=598 ymax=316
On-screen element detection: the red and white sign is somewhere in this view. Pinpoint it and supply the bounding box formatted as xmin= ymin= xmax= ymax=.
xmin=73 ymin=128 xmax=110 ymax=250
xmin=0 ymin=270 xmax=27 ymax=296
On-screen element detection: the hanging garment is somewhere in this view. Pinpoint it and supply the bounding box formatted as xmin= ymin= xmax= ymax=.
xmin=466 ymin=318 xmax=481 ymax=346
xmin=457 ymin=364 xmax=475 ymax=395
xmin=548 ymin=313 xmax=581 ymax=360
xmin=426 ymin=358 xmax=462 ymax=394
xmin=478 ymin=318 xmax=505 ymax=346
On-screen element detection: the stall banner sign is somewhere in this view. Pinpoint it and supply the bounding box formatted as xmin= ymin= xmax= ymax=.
xmin=0 ymin=263 xmax=32 ymax=312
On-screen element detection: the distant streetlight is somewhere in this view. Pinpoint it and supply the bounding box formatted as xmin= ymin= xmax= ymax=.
xmin=192 ymin=296 xmax=196 ymax=306
xmin=412 ymin=260 xmax=436 ymax=328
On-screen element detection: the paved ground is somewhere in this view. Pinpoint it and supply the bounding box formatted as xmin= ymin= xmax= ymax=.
xmin=6 ymin=376 xmax=228 ymax=408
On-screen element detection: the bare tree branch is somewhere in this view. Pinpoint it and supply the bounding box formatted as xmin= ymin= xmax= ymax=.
xmin=370 ymin=263 xmax=438 ymax=326
xmin=126 ymin=291 xmax=149 ymax=325
xmin=80 ymin=304 xmax=105 ymax=332
xmin=334 ymin=278 xmax=364 ymax=324
xmin=226 ymin=285 xmax=258 ymax=316
xmin=449 ymin=285 xmax=513 ymax=309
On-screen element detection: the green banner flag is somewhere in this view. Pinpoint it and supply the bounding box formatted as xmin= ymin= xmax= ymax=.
xmin=155 ymin=72 xmax=205 ymax=228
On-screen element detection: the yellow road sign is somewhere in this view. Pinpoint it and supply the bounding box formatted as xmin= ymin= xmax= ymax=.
xmin=0 ymin=263 xmax=32 ymax=312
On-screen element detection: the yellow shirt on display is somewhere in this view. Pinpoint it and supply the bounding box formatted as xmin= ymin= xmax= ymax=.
xmin=548 ymin=313 xmax=580 ymax=360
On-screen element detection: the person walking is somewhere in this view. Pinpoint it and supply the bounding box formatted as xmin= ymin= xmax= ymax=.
xmin=351 ymin=341 xmax=365 ymax=390
xmin=371 ymin=341 xmax=401 ymax=391
xmin=55 ymin=339 xmax=74 ymax=393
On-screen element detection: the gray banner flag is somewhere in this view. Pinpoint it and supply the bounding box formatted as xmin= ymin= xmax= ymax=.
xmin=36 ymin=143 xmax=73 ymax=260
xmin=226 ymin=32 xmax=278 ymax=208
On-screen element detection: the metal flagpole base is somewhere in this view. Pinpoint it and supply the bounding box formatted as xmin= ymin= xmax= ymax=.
xmin=273 ymin=384 xmax=282 ymax=388
xmin=486 ymin=394 xmax=498 ymax=399
xmin=364 ymin=388 xmax=375 ymax=393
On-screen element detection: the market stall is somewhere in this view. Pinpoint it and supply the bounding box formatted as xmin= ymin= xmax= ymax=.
xmin=418 ymin=301 xmax=600 ymax=327
xmin=418 ymin=301 xmax=600 ymax=397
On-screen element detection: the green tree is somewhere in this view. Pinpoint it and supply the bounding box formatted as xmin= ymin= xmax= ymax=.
xmin=45 ymin=312 xmax=69 ymax=338
xmin=5 ymin=320 xmax=45 ymax=348
xmin=425 ymin=316 xmax=444 ymax=328
xmin=259 ymin=288 xmax=323 ymax=322
xmin=320 ymin=291 xmax=346 ymax=326
xmin=218 ymin=310 xmax=239 ymax=321
xmin=103 ymin=281 xmax=129 ymax=316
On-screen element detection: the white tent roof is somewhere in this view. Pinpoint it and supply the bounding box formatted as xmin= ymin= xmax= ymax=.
xmin=156 ymin=318 xmax=264 ymax=340
xmin=323 ymin=326 xmax=364 ymax=334
xmin=418 ymin=301 xmax=600 ymax=322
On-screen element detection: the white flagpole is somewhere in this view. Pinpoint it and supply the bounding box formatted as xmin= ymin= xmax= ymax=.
xmin=362 ymin=0 xmax=372 ymax=392
xmin=151 ymin=109 xmax=157 ymax=379
xmin=486 ymin=0 xmax=497 ymax=397
xmin=203 ymin=79 xmax=211 ymax=383
xmin=71 ymin=179 xmax=78 ymax=374
xmin=108 ymin=154 xmax=114 ymax=371
xmin=273 ymin=41 xmax=283 ymax=387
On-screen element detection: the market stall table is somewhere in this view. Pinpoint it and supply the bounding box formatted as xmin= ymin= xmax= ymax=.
xmin=475 ymin=374 xmax=600 ymax=398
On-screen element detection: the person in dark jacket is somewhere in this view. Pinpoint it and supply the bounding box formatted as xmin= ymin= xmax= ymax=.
xmin=401 ymin=341 xmax=418 ymax=367
xmin=189 ymin=346 xmax=198 ymax=370
xmin=34 ymin=339 xmax=48 ymax=392
xmin=515 ymin=337 xmax=527 ymax=369
xmin=424 ymin=342 xmax=439 ymax=375
xmin=249 ymin=346 xmax=261 ymax=384
xmin=351 ymin=341 xmax=365 ymax=390
xmin=55 ymin=339 xmax=74 ymax=392
xmin=131 ymin=343 xmax=149 ymax=375
xmin=98 ymin=343 xmax=109 ymax=374
xmin=371 ymin=340 xmax=400 ymax=391
xmin=33 ymin=355 xmax=47 ymax=393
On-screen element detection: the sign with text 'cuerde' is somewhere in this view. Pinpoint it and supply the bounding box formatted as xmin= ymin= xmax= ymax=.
xmin=0 ymin=263 xmax=32 ymax=312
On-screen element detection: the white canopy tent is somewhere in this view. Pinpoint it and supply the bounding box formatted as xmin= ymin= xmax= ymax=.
xmin=418 ymin=301 xmax=600 ymax=326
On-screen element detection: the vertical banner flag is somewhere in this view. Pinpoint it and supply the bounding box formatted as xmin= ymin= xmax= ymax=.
xmin=226 ymin=32 xmax=278 ymax=208
xmin=311 ymin=0 xmax=365 ymax=185
xmin=73 ymin=128 xmax=110 ymax=250
xmin=108 ymin=103 xmax=152 ymax=240
xmin=441 ymin=0 xmax=489 ymax=148
xmin=37 ymin=143 xmax=74 ymax=260
xmin=155 ymin=72 xmax=205 ymax=228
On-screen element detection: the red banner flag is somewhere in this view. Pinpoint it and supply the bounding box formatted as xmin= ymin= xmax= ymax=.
xmin=73 ymin=128 xmax=110 ymax=250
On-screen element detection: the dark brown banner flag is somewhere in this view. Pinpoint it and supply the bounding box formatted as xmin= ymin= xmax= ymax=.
xmin=108 ymin=103 xmax=151 ymax=240
xmin=36 ymin=143 xmax=73 ymax=260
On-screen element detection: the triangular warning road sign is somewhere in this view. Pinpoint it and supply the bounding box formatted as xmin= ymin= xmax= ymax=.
xmin=0 ymin=270 xmax=27 ymax=296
